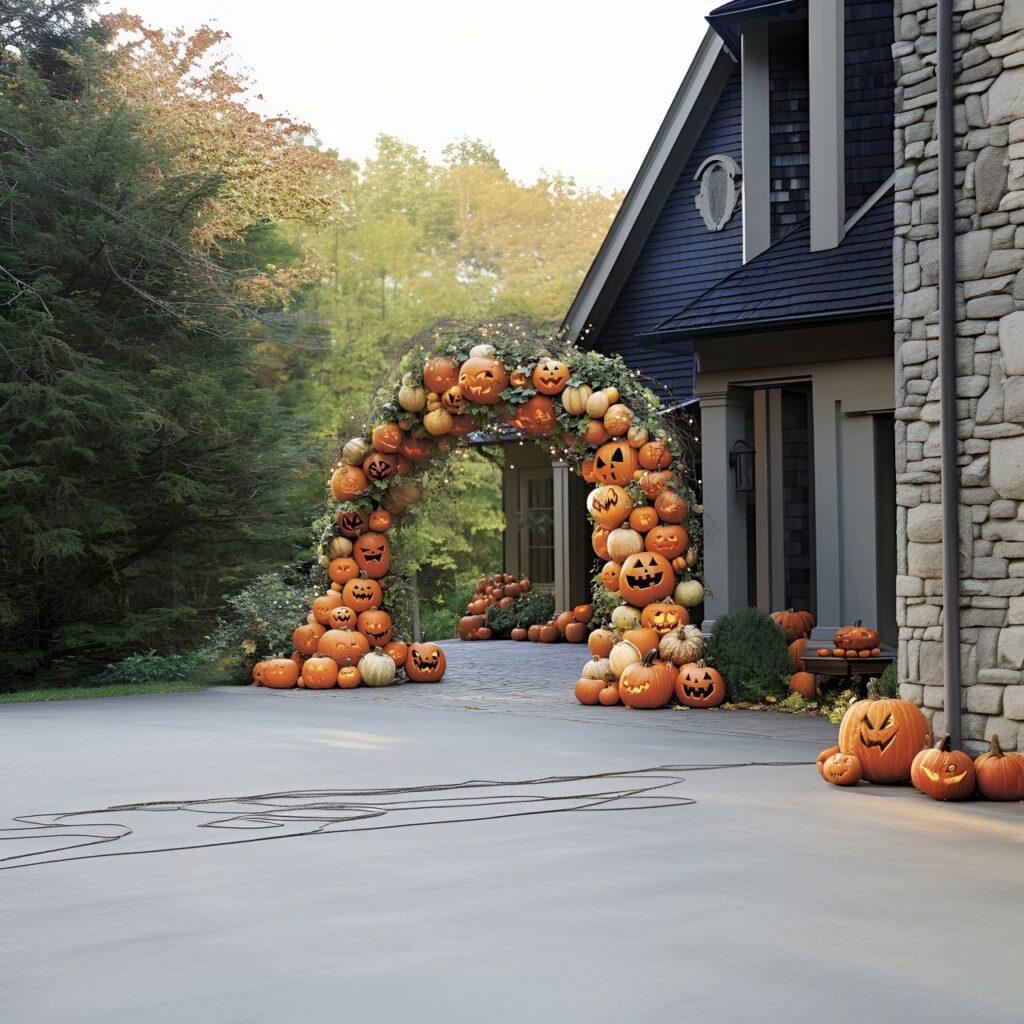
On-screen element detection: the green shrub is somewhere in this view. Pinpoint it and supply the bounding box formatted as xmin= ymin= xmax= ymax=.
xmin=705 ymin=606 xmax=792 ymax=703
xmin=421 ymin=605 xmax=458 ymax=642
xmin=92 ymin=652 xmax=201 ymax=685
xmin=486 ymin=590 xmax=555 ymax=638
xmin=876 ymin=659 xmax=899 ymax=698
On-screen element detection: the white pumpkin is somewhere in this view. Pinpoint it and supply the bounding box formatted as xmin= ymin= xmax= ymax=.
xmin=609 ymin=640 xmax=642 ymax=678
xmin=626 ymin=425 xmax=649 ymax=448
xmin=585 ymin=390 xmax=610 ymax=419
xmin=581 ymin=656 xmax=615 ymax=681
xmin=398 ymin=378 xmax=427 ymax=412
xmin=359 ymin=650 xmax=397 ymax=687
xmin=469 ymin=343 xmax=497 ymax=359
xmin=606 ymin=528 xmax=645 ymax=562
xmin=674 ymin=579 xmax=706 ymax=608
xmin=659 ymin=624 xmax=705 ymax=666
xmin=561 ymin=385 xmax=592 ymax=417
xmin=341 ymin=437 xmax=370 ymax=466
xmin=328 ymin=536 xmax=353 ymax=559
xmin=610 ymin=604 xmax=643 ymax=631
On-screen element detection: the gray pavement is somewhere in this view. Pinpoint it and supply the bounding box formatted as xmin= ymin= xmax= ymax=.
xmin=1 ymin=640 xmax=1022 ymax=1023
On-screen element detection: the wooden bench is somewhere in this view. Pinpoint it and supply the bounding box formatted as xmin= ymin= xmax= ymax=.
xmin=801 ymin=642 xmax=897 ymax=698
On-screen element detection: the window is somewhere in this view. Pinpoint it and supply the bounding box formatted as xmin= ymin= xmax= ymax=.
xmin=518 ymin=472 xmax=554 ymax=587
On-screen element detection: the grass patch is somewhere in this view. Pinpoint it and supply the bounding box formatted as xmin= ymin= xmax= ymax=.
xmin=0 ymin=681 xmax=212 ymax=704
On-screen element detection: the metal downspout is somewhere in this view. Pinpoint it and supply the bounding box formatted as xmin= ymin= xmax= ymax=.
xmin=937 ymin=0 xmax=962 ymax=747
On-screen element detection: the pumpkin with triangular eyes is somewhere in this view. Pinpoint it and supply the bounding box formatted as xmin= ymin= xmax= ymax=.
xmin=261 ymin=658 xmax=300 ymax=689
xmin=336 ymin=509 xmax=369 ymax=538
xmin=618 ymin=551 xmax=674 ymax=607
xmin=327 ymin=605 xmax=358 ymax=630
xmin=363 ymin=450 xmax=399 ymax=482
xmin=353 ymin=531 xmax=390 ymax=579
xmin=318 ymin=628 xmax=369 ymax=665
xmin=618 ymin=650 xmax=677 ymax=709
xmin=301 ymin=656 xmax=339 ymax=689
xmin=645 ymin=524 xmax=688 ymax=559
xmin=342 ymin=577 xmax=383 ymax=613
xmin=837 ymin=682 xmax=931 ymax=783
xmin=423 ymin=355 xmax=459 ymax=394
xmin=675 ymin=661 xmax=726 ymax=708
xmin=587 ymin=485 xmax=633 ymax=528
xmin=441 ymin=385 xmax=465 ymax=415
xmin=532 ymin=358 xmax=569 ymax=395
xmin=405 ymin=642 xmax=447 ymax=682
xmin=357 ymin=608 xmax=393 ymax=647
xmin=458 ymin=356 xmax=508 ymax=404
xmin=593 ymin=440 xmax=639 ymax=486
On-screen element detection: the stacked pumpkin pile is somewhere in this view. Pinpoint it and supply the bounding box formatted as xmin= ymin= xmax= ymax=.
xmin=458 ymin=574 xmax=533 ymax=640
xmin=511 ymin=604 xmax=593 ymax=644
xmin=816 ymin=684 xmax=1024 ymax=801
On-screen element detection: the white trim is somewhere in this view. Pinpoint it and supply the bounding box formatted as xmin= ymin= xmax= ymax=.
xmin=844 ymin=172 xmax=896 ymax=233
xmin=809 ymin=0 xmax=845 ymax=251
xmin=741 ymin=22 xmax=771 ymax=262
xmin=562 ymin=30 xmax=732 ymax=344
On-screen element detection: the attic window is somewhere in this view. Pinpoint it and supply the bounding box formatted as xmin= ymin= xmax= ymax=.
xmin=694 ymin=155 xmax=741 ymax=232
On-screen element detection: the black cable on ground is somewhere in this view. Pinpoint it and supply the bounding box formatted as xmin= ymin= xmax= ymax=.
xmin=0 ymin=761 xmax=811 ymax=870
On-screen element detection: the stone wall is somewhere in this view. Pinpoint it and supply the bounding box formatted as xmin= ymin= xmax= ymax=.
xmin=893 ymin=0 xmax=1024 ymax=753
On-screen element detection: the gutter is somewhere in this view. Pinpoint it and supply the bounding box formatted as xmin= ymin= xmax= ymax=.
xmin=937 ymin=0 xmax=962 ymax=747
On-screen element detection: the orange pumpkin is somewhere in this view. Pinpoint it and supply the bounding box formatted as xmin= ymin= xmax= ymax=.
xmin=675 ymin=661 xmax=726 ymax=708
xmin=406 ymin=642 xmax=447 ymax=682
xmin=833 ymin=620 xmax=879 ymax=651
xmin=508 ymin=394 xmax=556 ymax=435
xmin=789 ymin=637 xmax=809 ymax=671
xmin=318 ymin=628 xmax=370 ymax=665
xmin=301 ymin=656 xmax=339 ymax=689
xmin=587 ymin=485 xmax=633 ymax=528
xmin=644 ymin=524 xmax=688 ymax=559
xmin=770 ymin=608 xmax=816 ymax=643
xmin=532 ymin=358 xmax=570 ymax=395
xmin=591 ymin=527 xmax=611 ymax=560
xmin=593 ymin=440 xmax=639 ymax=486
xmin=327 ymin=557 xmax=360 ymax=584
xmin=618 ymin=551 xmax=675 ymax=607
xmin=581 ymin=458 xmax=598 ymax=483
xmin=789 ymin=671 xmax=816 ymax=699
xmin=654 ymin=490 xmax=688 ymax=524
xmin=342 ymin=577 xmax=383 ymax=613
xmin=638 ymin=470 xmax=676 ymax=499
xmin=618 ymin=650 xmax=676 ymax=709
xmin=441 ymin=385 xmax=465 ymax=415
xmin=383 ymin=640 xmax=409 ymax=668
xmin=573 ymin=604 xmax=594 ymax=624
xmin=974 ymin=735 xmax=1024 ymax=801
xmin=423 ymin=355 xmax=459 ymax=393
xmin=641 ymin=602 xmax=689 ymax=634
xmin=293 ymin=623 xmax=326 ymax=655
xmin=311 ymin=591 xmax=344 ymax=625
xmin=327 ymin=605 xmax=359 ymax=630
xmin=621 ymin=627 xmax=661 ymax=656
xmin=638 ymin=441 xmax=672 ymax=471
xmin=575 ymin=677 xmax=605 ymax=705
xmin=368 ymin=510 xmax=392 ymax=532
xmin=330 ymin=465 xmax=367 ymax=502
xmin=371 ymin=422 xmax=404 ymax=453
xmin=588 ymin=628 xmax=615 ymax=657
xmin=400 ymin=435 xmax=434 ymax=464
xmin=602 ymin=404 xmax=633 ymax=437
xmin=337 ymin=660 xmax=361 ymax=688
xmin=911 ymin=735 xmax=976 ymax=801
xmin=357 ymin=609 xmax=393 ymax=647
xmin=821 ymin=751 xmax=863 ymax=787
xmin=837 ymin=682 xmax=931 ymax=783
xmin=261 ymin=658 xmax=300 ymax=689
xmin=628 ymin=506 xmax=659 ymax=533
xmin=336 ymin=509 xmax=369 ymax=538
xmin=582 ymin=419 xmax=610 ymax=446
xmin=458 ymin=356 xmax=508 ymax=404
xmin=600 ymin=561 xmax=622 ymax=592
xmin=363 ymin=450 xmax=399 ymax=483
xmin=353 ymin=532 xmax=391 ymax=579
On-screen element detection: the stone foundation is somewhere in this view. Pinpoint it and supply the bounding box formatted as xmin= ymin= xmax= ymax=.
xmin=894 ymin=0 xmax=1024 ymax=752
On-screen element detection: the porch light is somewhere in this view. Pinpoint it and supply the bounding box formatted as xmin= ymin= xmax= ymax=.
xmin=729 ymin=439 xmax=755 ymax=492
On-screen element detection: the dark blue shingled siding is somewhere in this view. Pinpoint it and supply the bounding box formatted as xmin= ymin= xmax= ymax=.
xmin=769 ymin=19 xmax=810 ymax=240
xmin=590 ymin=68 xmax=743 ymax=403
xmin=846 ymin=0 xmax=895 ymax=215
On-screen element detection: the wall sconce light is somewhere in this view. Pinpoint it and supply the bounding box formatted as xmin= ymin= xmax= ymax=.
xmin=729 ymin=439 xmax=755 ymax=492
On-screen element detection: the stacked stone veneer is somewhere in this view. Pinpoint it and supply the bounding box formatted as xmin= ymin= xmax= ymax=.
xmin=894 ymin=0 xmax=1024 ymax=753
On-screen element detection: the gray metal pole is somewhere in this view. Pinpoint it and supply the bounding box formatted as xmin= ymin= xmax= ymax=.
xmin=937 ymin=0 xmax=962 ymax=747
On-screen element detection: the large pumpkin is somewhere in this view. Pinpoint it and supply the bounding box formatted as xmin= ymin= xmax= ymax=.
xmin=353 ymin=532 xmax=391 ymax=579
xmin=833 ymin=620 xmax=879 ymax=652
xmin=406 ymin=642 xmax=447 ymax=682
xmin=593 ymin=440 xmax=639 ymax=486
xmin=837 ymin=682 xmax=931 ymax=783
xmin=659 ymin=624 xmax=704 ymax=666
xmin=362 ymin=450 xmax=399 ymax=483
xmin=770 ymin=608 xmax=816 ymax=643
xmin=587 ymin=485 xmax=634 ymax=528
xmin=301 ymin=656 xmax=339 ymax=689
xmin=318 ymin=629 xmax=370 ymax=665
xmin=423 ymin=354 xmax=460 ymax=393
xmin=293 ymin=622 xmax=326 ymax=656
xmin=357 ymin=609 xmax=393 ymax=647
xmin=911 ymin=734 xmax=976 ymax=801
xmin=675 ymin=661 xmax=726 ymax=708
xmin=618 ymin=650 xmax=676 ymax=709
xmin=359 ymin=649 xmax=398 ymax=687
xmin=330 ymin=465 xmax=367 ymax=502
xmin=618 ymin=551 xmax=675 ymax=607
xmin=261 ymin=658 xmax=299 ymax=689
xmin=973 ymin=734 xmax=1024 ymax=801
xmin=532 ymin=358 xmax=569 ymax=395
xmin=458 ymin=355 xmax=508 ymax=404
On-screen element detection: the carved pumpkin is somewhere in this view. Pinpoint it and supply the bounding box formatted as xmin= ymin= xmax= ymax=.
xmin=618 ymin=551 xmax=675 ymax=607
xmin=368 ymin=510 xmax=392 ymax=533
xmin=400 ymin=435 xmax=434 ymax=464
xmin=318 ymin=628 xmax=369 ymax=665
xmin=837 ymin=682 xmax=932 ymax=784
xmin=561 ymin=385 xmax=592 ymax=416
xmin=600 ymin=561 xmax=622 ymax=592
xmin=788 ymin=671 xmax=816 ymax=699
xmin=581 ymin=458 xmax=598 ymax=483
xmin=449 ymin=415 xmax=474 ymax=437
xmin=357 ymin=608 xmax=393 ymax=647
xmin=353 ymin=532 xmax=391 ymax=579
xmin=588 ymin=628 xmax=615 ymax=658
xmin=328 ymin=557 xmax=360 ymax=585
xmin=359 ymin=649 xmax=398 ymax=687
xmin=593 ymin=440 xmax=639 ymax=486
xmin=342 ymin=577 xmax=383 ymax=613
xmin=816 ymin=746 xmax=840 ymax=778
xmin=653 ymin=490 xmax=688 ymax=524
xmin=301 ymin=656 xmax=339 ymax=689
xmin=458 ymin=356 xmax=508 ymax=404
xmin=606 ymin=527 xmax=645 ymax=562
xmin=336 ymin=509 xmax=369 ymax=539
xmin=587 ymin=485 xmax=634 ymax=528
xmin=911 ymin=734 xmax=976 ymax=801
xmin=973 ymin=734 xmax=1024 ymax=801
xmin=821 ymin=752 xmax=863 ymax=787
xmin=641 ymin=602 xmax=689 ymax=635
xmin=508 ymin=394 xmax=556 ymax=435
xmin=592 ymin=527 xmax=611 ymax=560
xmin=337 ymin=660 xmax=361 ymax=688
xmin=770 ymin=608 xmax=816 ymax=643
xmin=575 ymin=677 xmax=605 ymax=705
xmin=371 ymin=422 xmax=403 ymax=453
xmin=532 ymin=358 xmax=569 ymax=395
xmin=312 ymin=591 xmax=345 ymax=625
xmin=638 ymin=441 xmax=672 ymax=471
xmin=423 ymin=355 xmax=460 ymax=393
xmin=833 ymin=620 xmax=879 ymax=652
xmin=406 ymin=642 xmax=447 ymax=682
xmin=628 ymin=506 xmax=658 ymax=533
xmin=645 ymin=524 xmax=688 ymax=559
xmin=330 ymin=465 xmax=367 ymax=502
xmin=659 ymin=623 xmax=704 ymax=666
xmin=363 ymin=450 xmax=399 ymax=483
xmin=293 ymin=623 xmax=327 ymax=655
xmin=261 ymin=658 xmax=300 ymax=689
xmin=327 ymin=605 xmax=358 ymax=631
xmin=441 ymin=385 xmax=465 ymax=415
xmin=675 ymin=661 xmax=726 ymax=708
xmin=619 ymin=650 xmax=676 ymax=709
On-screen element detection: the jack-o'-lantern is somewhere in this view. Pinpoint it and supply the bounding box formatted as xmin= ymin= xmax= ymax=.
xmin=318 ymin=628 xmax=370 ymax=665
xmin=581 ymin=458 xmax=598 ymax=483
xmin=508 ymin=394 xmax=556 ymax=435
xmin=449 ymin=415 xmax=474 ymax=436
xmin=833 ymin=620 xmax=879 ymax=651
xmin=342 ymin=577 xmax=383 ymax=613
xmin=675 ymin=661 xmax=726 ymax=708
xmin=600 ymin=560 xmax=622 ymax=592
xmin=336 ymin=509 xmax=369 ymax=538
xmin=327 ymin=605 xmax=358 ymax=630
xmin=293 ymin=622 xmax=326 ymax=655
xmin=396 ymin=454 xmax=413 ymax=476
xmin=816 ymin=746 xmax=840 ymax=778
xmin=837 ymin=682 xmax=931 ymax=783
xmin=353 ymin=532 xmax=391 ymax=579
xmin=645 ymin=524 xmax=688 ymax=559
xmin=337 ymin=660 xmax=361 ymax=688
xmin=973 ymin=735 xmax=1024 ymax=801
xmin=639 ymin=470 xmax=676 ymax=500
xmin=423 ymin=355 xmax=460 ymax=393
xmin=357 ymin=608 xmax=393 ymax=647
xmin=363 ymin=450 xmax=399 ymax=483
xmin=618 ymin=551 xmax=675 ymax=607
xmin=458 ymin=356 xmax=508 ymax=404
xmin=330 ymin=465 xmax=367 ymax=502
xmin=593 ymin=440 xmax=639 ymax=486
xmin=441 ymin=385 xmax=465 ymax=415
xmin=592 ymin=527 xmax=611 ymax=560
xmin=641 ymin=602 xmax=689 ymax=635
xmin=371 ymin=422 xmax=403 ymax=453
xmin=383 ymin=640 xmax=408 ymax=668
xmin=587 ymin=485 xmax=634 ymax=528
xmin=406 ymin=642 xmax=447 ymax=682
xmin=368 ymin=510 xmax=392 ymax=532
xmin=911 ymin=734 xmax=976 ymax=801
xmin=312 ymin=591 xmax=344 ymax=625
xmin=618 ymin=650 xmax=676 ymax=709
xmin=628 ymin=506 xmax=659 ymax=533
xmin=509 ymin=368 xmax=529 ymax=388
xmin=262 ymin=658 xmax=300 ymax=689
xmin=532 ymin=358 xmax=570 ymax=395
xmin=821 ymin=751 xmax=863 ymax=787
xmin=638 ymin=441 xmax=672 ymax=471
xmin=301 ymin=656 xmax=339 ymax=689
xmin=328 ymin=557 xmax=359 ymax=584
xmin=400 ymin=435 xmax=434 ymax=464
xmin=654 ymin=490 xmax=688 ymax=524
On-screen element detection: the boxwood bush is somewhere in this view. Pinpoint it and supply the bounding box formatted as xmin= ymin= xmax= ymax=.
xmin=705 ymin=606 xmax=792 ymax=703
xmin=486 ymin=590 xmax=555 ymax=638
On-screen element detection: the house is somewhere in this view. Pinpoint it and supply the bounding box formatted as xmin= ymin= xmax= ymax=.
xmin=503 ymin=0 xmax=1023 ymax=751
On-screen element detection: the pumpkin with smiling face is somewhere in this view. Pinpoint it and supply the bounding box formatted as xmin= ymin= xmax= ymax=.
xmin=405 ymin=642 xmax=447 ymax=682
xmin=821 ymin=751 xmax=863 ymax=787
xmin=618 ymin=650 xmax=676 ymax=709
xmin=301 ymin=656 xmax=339 ymax=689
xmin=458 ymin=356 xmax=508 ymax=404
xmin=587 ymin=485 xmax=634 ymax=529
xmin=837 ymin=682 xmax=931 ymax=783
xmin=640 ymin=601 xmax=689 ymax=635
xmin=675 ymin=661 xmax=726 ymax=708
xmin=371 ymin=422 xmax=403 ymax=453
xmin=353 ymin=531 xmax=391 ymax=579
xmin=600 ymin=560 xmax=622 ymax=592
xmin=330 ymin=465 xmax=367 ymax=503
xmin=532 ymin=358 xmax=570 ymax=395
xmin=318 ymin=628 xmax=370 ymax=665
xmin=311 ymin=591 xmax=345 ymax=625
xmin=342 ymin=577 xmax=383 ymax=613
xmin=357 ymin=608 xmax=393 ymax=647
xmin=441 ymin=385 xmax=465 ymax=416
xmin=618 ymin=551 xmax=675 ymax=607
xmin=508 ymin=394 xmax=556 ymax=435
xmin=645 ymin=524 xmax=688 ymax=560
xmin=327 ymin=604 xmax=359 ymax=631
xmin=911 ymin=734 xmax=976 ymax=801
xmin=400 ymin=435 xmax=434 ymax=464
xmin=593 ymin=440 xmax=639 ymax=486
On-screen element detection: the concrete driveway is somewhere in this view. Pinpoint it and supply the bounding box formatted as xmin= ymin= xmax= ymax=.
xmin=1 ymin=641 xmax=1021 ymax=1023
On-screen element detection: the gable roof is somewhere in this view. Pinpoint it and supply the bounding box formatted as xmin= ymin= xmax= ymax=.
xmin=705 ymin=0 xmax=803 ymax=57
xmin=562 ymin=29 xmax=734 ymax=346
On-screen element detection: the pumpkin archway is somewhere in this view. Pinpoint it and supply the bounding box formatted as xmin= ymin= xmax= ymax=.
xmin=266 ymin=321 xmax=703 ymax=690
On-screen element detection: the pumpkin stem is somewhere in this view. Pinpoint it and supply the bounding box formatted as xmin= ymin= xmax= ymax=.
xmin=641 ymin=648 xmax=659 ymax=666
xmin=865 ymin=681 xmax=881 ymax=700
xmin=989 ymin=734 xmax=1003 ymax=757
xmin=935 ymin=733 xmax=952 ymax=752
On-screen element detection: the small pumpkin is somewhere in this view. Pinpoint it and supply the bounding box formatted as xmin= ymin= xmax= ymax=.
xmin=341 ymin=437 xmax=371 ymax=466
xmin=644 ymin=524 xmax=688 ymax=559
xmin=368 ymin=509 xmax=392 ymax=533
xmin=400 ymin=435 xmax=434 ymax=464
xmin=328 ymin=536 xmax=353 ymax=559
xmin=608 ymin=639 xmax=642 ymax=678
xmin=659 ymin=624 xmax=704 ymax=666
xmin=911 ymin=734 xmax=976 ymax=801
xmin=261 ymin=658 xmax=300 ymax=689
xmin=582 ymin=419 xmax=610 ymax=446
xmin=293 ymin=622 xmax=327 ymax=656
xmin=788 ymin=671 xmax=816 ymax=699
xmin=564 ymin=622 xmax=587 ymax=643
xmin=600 ymin=561 xmax=622 ymax=592
xmin=561 ymin=385 xmax=592 ymax=417
xmin=327 ymin=605 xmax=358 ymax=630
xmin=423 ymin=355 xmax=460 ymax=393
xmin=362 ymin=450 xmax=399 ymax=483
xmin=610 ymin=604 xmax=642 ymax=632
xmin=607 ymin=527 xmax=645 ymax=562
xmin=816 ymin=746 xmax=840 ymax=778
xmin=328 ymin=557 xmax=360 ymax=585
xmin=637 ymin=441 xmax=672 ymax=471
xmin=654 ymin=490 xmax=688 ymax=524
xmin=383 ymin=640 xmax=408 ymax=667
xmin=398 ymin=376 xmax=427 ymax=412
xmin=311 ymin=591 xmax=345 ymax=625
xmin=591 ymin=527 xmax=611 ymax=560
xmin=638 ymin=470 xmax=676 ymax=500
xmin=371 ymin=422 xmax=403 ymax=453
xmin=973 ymin=735 xmax=1024 ymax=801
xmin=584 ymin=390 xmax=610 ymax=419
xmin=621 ymin=627 xmax=661 ymax=657
xmin=539 ymin=623 xmax=559 ymax=643
xmin=598 ymin=682 xmax=621 ymax=706
xmin=423 ymin=408 xmax=454 ymax=436
xmin=573 ymin=604 xmax=594 ymax=624
xmin=603 ymin=403 xmax=634 ymax=437
xmin=336 ymin=509 xmax=369 ymax=538
xmin=582 ymin=656 xmax=616 ymax=681
xmin=508 ymin=394 xmax=556 ymax=435
xmin=821 ymin=752 xmax=863 ymax=787
xmin=626 ymin=425 xmax=649 ymax=448
xmin=628 ymin=506 xmax=659 ymax=533
xmin=406 ymin=642 xmax=446 ymax=682
xmin=337 ymin=659 xmax=361 ymax=688
xmin=532 ymin=358 xmax=570 ymax=395
xmin=673 ymin=579 xmax=705 ymax=608
xmin=588 ymin=628 xmax=615 ymax=658
xmin=575 ymin=677 xmax=605 ymax=705
xmin=675 ymin=660 xmax=726 ymax=709
xmin=510 ymin=627 xmax=528 ymax=642
xmin=833 ymin=620 xmax=879 ymax=651
xmin=619 ymin=649 xmax=677 ymax=709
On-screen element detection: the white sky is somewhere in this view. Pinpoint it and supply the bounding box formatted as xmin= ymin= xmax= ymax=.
xmin=100 ymin=1 xmax=712 ymax=193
